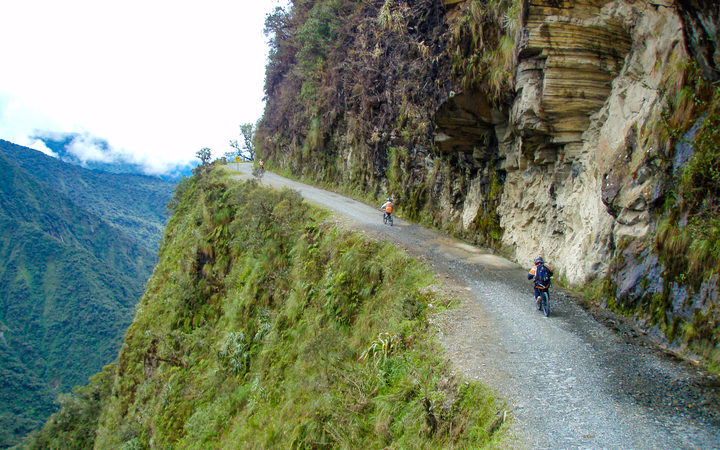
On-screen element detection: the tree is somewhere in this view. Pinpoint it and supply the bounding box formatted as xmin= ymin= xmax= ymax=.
xmin=195 ymin=147 xmax=212 ymax=166
xmin=229 ymin=123 xmax=256 ymax=161
xmin=240 ymin=123 xmax=255 ymax=159
xmin=264 ymin=6 xmax=291 ymax=48
xmin=263 ymin=6 xmax=293 ymax=96
xmin=228 ymin=140 xmax=243 ymax=159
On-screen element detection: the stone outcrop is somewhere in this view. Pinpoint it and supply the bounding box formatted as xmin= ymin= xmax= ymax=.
xmin=429 ymin=0 xmax=720 ymax=363
xmin=517 ymin=0 xmax=633 ymax=157
xmin=500 ymin=0 xmax=685 ymax=285
xmin=427 ymin=0 xmax=720 ymax=359
xmin=434 ymin=0 xmax=671 ymax=284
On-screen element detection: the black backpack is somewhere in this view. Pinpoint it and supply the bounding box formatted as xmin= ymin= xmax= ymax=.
xmin=535 ymin=264 xmax=551 ymax=289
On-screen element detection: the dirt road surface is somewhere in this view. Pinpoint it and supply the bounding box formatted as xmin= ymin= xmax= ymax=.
xmin=227 ymin=163 xmax=720 ymax=449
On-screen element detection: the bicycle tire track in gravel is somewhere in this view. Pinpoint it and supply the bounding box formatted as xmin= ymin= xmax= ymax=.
xmin=228 ymin=164 xmax=720 ymax=448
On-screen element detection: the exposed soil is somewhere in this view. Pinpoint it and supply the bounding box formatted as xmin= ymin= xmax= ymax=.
xmin=228 ymin=163 xmax=720 ymax=448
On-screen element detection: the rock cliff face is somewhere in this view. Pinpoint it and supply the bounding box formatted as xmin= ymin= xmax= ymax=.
xmin=497 ymin=0 xmax=681 ymax=283
xmin=438 ymin=0 xmax=720 ymax=360
xmin=433 ymin=0 xmax=686 ymax=284
xmin=258 ymin=0 xmax=719 ymax=366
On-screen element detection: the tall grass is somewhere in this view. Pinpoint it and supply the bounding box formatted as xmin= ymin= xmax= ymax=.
xmin=32 ymin=167 xmax=507 ymax=448
xmin=448 ymin=0 xmax=520 ymax=97
xmin=656 ymin=84 xmax=720 ymax=286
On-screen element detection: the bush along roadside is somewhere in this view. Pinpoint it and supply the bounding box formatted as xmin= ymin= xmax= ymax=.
xmin=26 ymin=167 xmax=507 ymax=448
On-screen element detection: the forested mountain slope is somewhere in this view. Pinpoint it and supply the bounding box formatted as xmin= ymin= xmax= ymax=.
xmin=257 ymin=0 xmax=720 ymax=371
xmin=0 ymin=142 xmax=173 ymax=447
xmin=0 ymin=140 xmax=175 ymax=252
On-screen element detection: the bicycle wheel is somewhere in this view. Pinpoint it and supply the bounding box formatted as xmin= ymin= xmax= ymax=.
xmin=541 ymin=291 xmax=550 ymax=317
xmin=389 ymin=215 xmax=393 ymax=226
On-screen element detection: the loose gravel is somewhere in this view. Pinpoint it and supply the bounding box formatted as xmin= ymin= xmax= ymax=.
xmin=228 ymin=164 xmax=720 ymax=448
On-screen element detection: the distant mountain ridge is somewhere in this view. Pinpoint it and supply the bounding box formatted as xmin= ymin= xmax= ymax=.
xmin=0 ymin=140 xmax=175 ymax=447
xmin=1 ymin=139 xmax=175 ymax=253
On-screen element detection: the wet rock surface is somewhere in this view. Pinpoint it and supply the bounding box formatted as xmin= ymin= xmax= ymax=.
xmin=229 ymin=164 xmax=720 ymax=448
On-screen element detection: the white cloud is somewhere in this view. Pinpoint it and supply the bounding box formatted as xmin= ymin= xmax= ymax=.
xmin=0 ymin=0 xmax=289 ymax=175
xmin=27 ymin=139 xmax=57 ymax=158
xmin=65 ymin=135 xmax=116 ymax=164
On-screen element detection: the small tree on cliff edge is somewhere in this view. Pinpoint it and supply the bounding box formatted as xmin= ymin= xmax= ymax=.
xmin=229 ymin=123 xmax=256 ymax=161
xmin=195 ymin=147 xmax=212 ymax=168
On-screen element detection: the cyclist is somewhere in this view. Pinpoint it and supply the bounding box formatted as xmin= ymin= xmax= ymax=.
xmin=528 ymin=256 xmax=553 ymax=310
xmin=258 ymin=159 xmax=264 ymax=171
xmin=380 ymin=198 xmax=393 ymax=223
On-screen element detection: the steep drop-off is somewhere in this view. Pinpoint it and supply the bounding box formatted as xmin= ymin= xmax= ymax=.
xmin=26 ymin=169 xmax=506 ymax=448
xmin=0 ymin=152 xmax=153 ymax=446
xmin=257 ymin=0 xmax=720 ymax=370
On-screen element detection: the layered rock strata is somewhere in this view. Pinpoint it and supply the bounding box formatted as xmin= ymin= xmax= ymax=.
xmin=499 ymin=0 xmax=685 ymax=284
xmin=519 ymin=0 xmax=633 ymax=156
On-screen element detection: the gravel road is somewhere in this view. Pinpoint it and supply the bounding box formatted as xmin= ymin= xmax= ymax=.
xmin=227 ymin=163 xmax=720 ymax=448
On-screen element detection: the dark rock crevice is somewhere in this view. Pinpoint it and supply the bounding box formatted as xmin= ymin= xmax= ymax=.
xmin=675 ymin=0 xmax=720 ymax=82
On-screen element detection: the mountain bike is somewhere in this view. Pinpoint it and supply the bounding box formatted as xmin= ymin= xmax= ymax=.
xmin=537 ymin=291 xmax=550 ymax=317
xmin=252 ymin=165 xmax=264 ymax=179
xmin=382 ymin=211 xmax=393 ymax=226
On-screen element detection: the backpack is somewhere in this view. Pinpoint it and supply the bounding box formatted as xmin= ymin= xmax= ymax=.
xmin=535 ymin=263 xmax=551 ymax=289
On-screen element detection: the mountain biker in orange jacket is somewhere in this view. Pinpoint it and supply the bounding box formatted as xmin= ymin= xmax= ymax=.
xmin=528 ymin=256 xmax=553 ymax=310
xmin=380 ymin=198 xmax=393 ymax=222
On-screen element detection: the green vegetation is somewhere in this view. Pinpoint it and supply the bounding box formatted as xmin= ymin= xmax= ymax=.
xmin=448 ymin=0 xmax=520 ymax=97
xmin=23 ymin=365 xmax=116 ymax=449
xmin=195 ymin=147 xmax=212 ymax=167
xmin=257 ymin=0 xmax=513 ymax=249
xmin=0 ymin=141 xmax=173 ymax=447
xmin=0 ymin=139 xmax=174 ymax=253
xmin=28 ymin=168 xmax=506 ymax=448
xmin=653 ymin=82 xmax=720 ymax=370
xmin=230 ymin=123 xmax=257 ymax=161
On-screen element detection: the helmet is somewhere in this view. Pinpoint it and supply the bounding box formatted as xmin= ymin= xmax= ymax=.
xmin=534 ymin=256 xmax=544 ymax=265
xmin=387 ymin=198 xmax=391 ymax=202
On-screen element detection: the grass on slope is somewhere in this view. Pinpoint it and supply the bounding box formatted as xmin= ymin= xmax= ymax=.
xmin=27 ymin=167 xmax=507 ymax=448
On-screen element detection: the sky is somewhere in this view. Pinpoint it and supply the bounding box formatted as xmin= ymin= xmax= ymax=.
xmin=0 ymin=0 xmax=288 ymax=175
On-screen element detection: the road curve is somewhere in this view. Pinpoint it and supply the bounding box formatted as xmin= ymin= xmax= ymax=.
xmin=227 ymin=163 xmax=720 ymax=449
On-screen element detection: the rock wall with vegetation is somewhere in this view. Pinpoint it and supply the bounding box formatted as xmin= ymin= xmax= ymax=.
xmin=24 ymin=169 xmax=506 ymax=448
xmin=257 ymin=0 xmax=720 ymax=370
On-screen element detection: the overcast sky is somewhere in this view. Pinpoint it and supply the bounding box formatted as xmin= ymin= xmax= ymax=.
xmin=0 ymin=0 xmax=287 ymax=174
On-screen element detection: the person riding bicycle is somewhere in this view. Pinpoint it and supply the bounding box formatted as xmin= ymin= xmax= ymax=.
xmin=528 ymin=256 xmax=553 ymax=310
xmin=258 ymin=159 xmax=264 ymax=171
xmin=380 ymin=198 xmax=393 ymax=222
